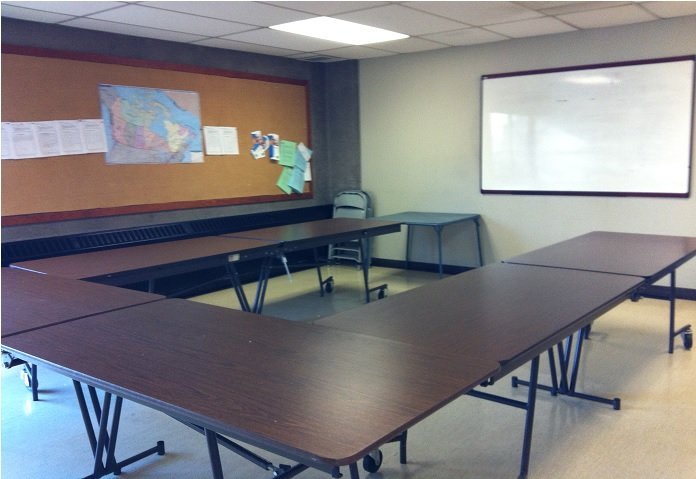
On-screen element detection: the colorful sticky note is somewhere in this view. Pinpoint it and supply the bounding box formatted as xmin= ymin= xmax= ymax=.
xmin=276 ymin=166 xmax=293 ymax=194
xmin=278 ymin=140 xmax=297 ymax=167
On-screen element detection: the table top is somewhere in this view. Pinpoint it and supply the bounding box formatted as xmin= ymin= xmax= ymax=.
xmin=317 ymin=262 xmax=643 ymax=374
xmin=504 ymin=231 xmax=696 ymax=281
xmin=376 ymin=212 xmax=480 ymax=226
xmin=10 ymin=236 xmax=278 ymax=284
xmin=223 ymin=218 xmax=400 ymax=251
xmin=1 ymin=268 xmax=163 ymax=337
xmin=1 ymin=298 xmax=499 ymax=469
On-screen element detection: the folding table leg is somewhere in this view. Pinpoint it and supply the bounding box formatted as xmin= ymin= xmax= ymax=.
xmin=434 ymin=225 xmax=444 ymax=278
xmin=468 ymin=356 xmax=541 ymax=478
xmin=314 ymin=247 xmax=324 ymax=295
xmin=251 ymin=256 xmax=273 ymax=314
xmin=555 ymin=337 xmax=572 ymax=393
xmin=511 ymin=348 xmax=558 ymax=396
xmin=512 ymin=330 xmax=621 ymax=410
xmin=225 ymin=262 xmax=251 ymax=312
xmin=205 ymin=428 xmax=225 ymax=479
xmin=546 ymin=348 xmax=559 ymax=395
xmin=405 ymin=224 xmax=413 ymax=271
xmin=473 ymin=217 xmax=483 ymax=267
xmin=518 ymin=356 xmax=539 ymax=479
xmin=399 ymin=430 xmax=408 ymax=464
xmin=360 ymin=240 xmax=387 ymax=302
xmin=668 ymin=270 xmax=693 ymax=353
xmin=73 ymin=381 xmax=165 ymax=479
xmin=361 ymin=240 xmax=371 ymax=303
xmin=180 ymin=420 xmax=314 ymax=478
xmin=669 ymin=270 xmax=676 ymax=353
xmin=28 ymin=363 xmax=38 ymax=401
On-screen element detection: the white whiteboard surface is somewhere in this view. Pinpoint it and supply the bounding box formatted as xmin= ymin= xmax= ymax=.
xmin=480 ymin=57 xmax=694 ymax=196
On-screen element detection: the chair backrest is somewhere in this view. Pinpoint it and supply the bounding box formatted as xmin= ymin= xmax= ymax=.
xmin=333 ymin=190 xmax=371 ymax=219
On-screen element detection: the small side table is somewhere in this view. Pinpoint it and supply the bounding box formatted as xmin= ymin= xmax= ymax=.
xmin=375 ymin=212 xmax=482 ymax=277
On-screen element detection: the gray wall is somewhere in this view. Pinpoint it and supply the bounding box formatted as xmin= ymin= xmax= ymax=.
xmin=1 ymin=18 xmax=360 ymax=241
xmin=360 ymin=15 xmax=696 ymax=288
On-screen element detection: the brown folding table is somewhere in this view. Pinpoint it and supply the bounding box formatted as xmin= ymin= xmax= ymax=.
xmin=318 ymin=262 xmax=643 ymax=478
xmin=11 ymin=235 xmax=279 ymax=311
xmin=504 ymin=231 xmax=696 ymax=352
xmin=223 ymin=217 xmax=401 ymax=312
xmin=2 ymin=298 xmax=499 ymax=479
xmin=1 ymin=267 xmax=164 ymax=400
xmin=1 ymin=268 xmax=163 ymax=337
xmin=1 ymin=268 xmax=168 ymax=476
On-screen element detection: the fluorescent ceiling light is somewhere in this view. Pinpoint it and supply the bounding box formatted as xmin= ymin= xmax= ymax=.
xmin=270 ymin=17 xmax=408 ymax=45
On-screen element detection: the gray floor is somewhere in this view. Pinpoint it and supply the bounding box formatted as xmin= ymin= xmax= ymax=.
xmin=2 ymin=265 xmax=695 ymax=478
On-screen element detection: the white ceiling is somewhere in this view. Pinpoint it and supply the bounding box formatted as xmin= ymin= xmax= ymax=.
xmin=3 ymin=1 xmax=696 ymax=62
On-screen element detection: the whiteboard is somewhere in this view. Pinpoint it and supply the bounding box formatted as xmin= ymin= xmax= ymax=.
xmin=480 ymin=57 xmax=694 ymax=197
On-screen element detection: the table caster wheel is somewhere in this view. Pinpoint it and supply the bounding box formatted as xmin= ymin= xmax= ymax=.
xmin=362 ymin=449 xmax=383 ymax=473
xmin=2 ymin=352 xmax=23 ymax=369
xmin=683 ymin=329 xmax=693 ymax=350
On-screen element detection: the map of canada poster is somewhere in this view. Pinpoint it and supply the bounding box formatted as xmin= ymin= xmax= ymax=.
xmin=99 ymin=84 xmax=203 ymax=164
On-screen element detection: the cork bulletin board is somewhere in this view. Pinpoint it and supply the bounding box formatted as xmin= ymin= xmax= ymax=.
xmin=1 ymin=46 xmax=312 ymax=226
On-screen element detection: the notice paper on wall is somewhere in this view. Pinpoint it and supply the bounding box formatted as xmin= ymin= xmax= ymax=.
xmin=204 ymin=126 xmax=239 ymax=155
xmin=1 ymin=119 xmax=107 ymax=160
xmin=297 ymin=142 xmax=312 ymax=181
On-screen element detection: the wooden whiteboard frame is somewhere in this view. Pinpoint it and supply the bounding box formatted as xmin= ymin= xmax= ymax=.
xmin=480 ymin=56 xmax=695 ymax=198
xmin=1 ymin=45 xmax=313 ymax=226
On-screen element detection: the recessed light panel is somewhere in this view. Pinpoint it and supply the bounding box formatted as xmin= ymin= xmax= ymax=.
xmin=270 ymin=16 xmax=408 ymax=45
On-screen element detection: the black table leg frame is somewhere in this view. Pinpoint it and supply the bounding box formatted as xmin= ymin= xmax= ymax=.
xmin=184 ymin=421 xmax=311 ymax=479
xmin=468 ymin=356 xmax=540 ymax=479
xmin=668 ymin=271 xmax=693 ymax=353
xmin=195 ymin=420 xmax=395 ymax=479
xmin=512 ymin=329 xmax=621 ymax=410
xmin=73 ymin=381 xmax=164 ymax=479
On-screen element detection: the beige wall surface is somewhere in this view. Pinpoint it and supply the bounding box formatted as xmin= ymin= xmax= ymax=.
xmin=360 ymin=16 xmax=696 ymax=288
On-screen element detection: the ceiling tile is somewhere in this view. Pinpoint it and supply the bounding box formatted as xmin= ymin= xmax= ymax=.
xmin=0 ymin=4 xmax=75 ymax=23
xmin=515 ymin=2 xmax=579 ymax=12
xmin=192 ymin=37 xmax=302 ymax=56
xmin=222 ymin=27 xmax=347 ymax=52
xmin=266 ymin=1 xmax=390 ymax=16
xmin=88 ymin=4 xmax=252 ymax=37
xmin=526 ymin=1 xmax=631 ymax=16
xmin=311 ymin=45 xmax=397 ymax=60
xmin=336 ymin=4 xmax=467 ymax=35
xmin=3 ymin=1 xmax=127 ymax=17
xmin=642 ymin=1 xmax=696 ymax=18
xmin=558 ymin=4 xmax=658 ymax=29
xmin=407 ymin=1 xmax=542 ymax=26
xmin=368 ymin=36 xmax=450 ymax=53
xmin=141 ymin=1 xmax=313 ymax=27
xmin=486 ymin=16 xmax=577 ymax=38
xmin=422 ymin=27 xmax=509 ymax=46
xmin=63 ymin=17 xmax=209 ymax=43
